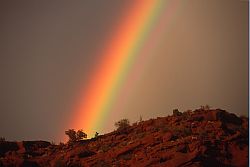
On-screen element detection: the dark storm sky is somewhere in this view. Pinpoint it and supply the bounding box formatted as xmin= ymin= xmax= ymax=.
xmin=0 ymin=0 xmax=248 ymax=142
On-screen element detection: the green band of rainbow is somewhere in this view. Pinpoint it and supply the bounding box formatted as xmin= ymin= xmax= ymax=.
xmin=66 ymin=0 xmax=179 ymax=138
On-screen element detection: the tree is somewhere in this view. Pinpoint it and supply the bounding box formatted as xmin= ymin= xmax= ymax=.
xmin=76 ymin=129 xmax=87 ymax=141
xmin=173 ymin=109 xmax=182 ymax=116
xmin=200 ymin=105 xmax=211 ymax=110
xmin=139 ymin=115 xmax=143 ymax=122
xmin=94 ymin=132 xmax=99 ymax=138
xmin=65 ymin=129 xmax=77 ymax=143
xmin=115 ymin=119 xmax=130 ymax=130
xmin=204 ymin=104 xmax=211 ymax=110
xmin=65 ymin=129 xmax=87 ymax=143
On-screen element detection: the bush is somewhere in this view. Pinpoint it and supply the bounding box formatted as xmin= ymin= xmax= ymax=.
xmin=200 ymin=105 xmax=211 ymax=110
xmin=173 ymin=109 xmax=182 ymax=116
xmin=65 ymin=129 xmax=77 ymax=143
xmin=76 ymin=129 xmax=87 ymax=141
xmin=65 ymin=129 xmax=87 ymax=143
xmin=94 ymin=132 xmax=99 ymax=138
xmin=139 ymin=115 xmax=143 ymax=122
xmin=115 ymin=119 xmax=130 ymax=130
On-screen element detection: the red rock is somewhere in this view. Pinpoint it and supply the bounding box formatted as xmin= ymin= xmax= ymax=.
xmin=0 ymin=109 xmax=248 ymax=167
xmin=162 ymin=132 xmax=173 ymax=142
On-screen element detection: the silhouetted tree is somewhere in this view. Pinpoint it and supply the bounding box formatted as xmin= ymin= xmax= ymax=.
xmin=200 ymin=105 xmax=211 ymax=110
xmin=94 ymin=132 xmax=99 ymax=138
xmin=76 ymin=129 xmax=87 ymax=141
xmin=139 ymin=115 xmax=143 ymax=122
xmin=65 ymin=129 xmax=87 ymax=143
xmin=115 ymin=119 xmax=130 ymax=130
xmin=204 ymin=104 xmax=211 ymax=110
xmin=173 ymin=109 xmax=182 ymax=116
xmin=65 ymin=129 xmax=77 ymax=143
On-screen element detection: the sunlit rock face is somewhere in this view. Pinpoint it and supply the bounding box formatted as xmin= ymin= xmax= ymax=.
xmin=0 ymin=108 xmax=248 ymax=167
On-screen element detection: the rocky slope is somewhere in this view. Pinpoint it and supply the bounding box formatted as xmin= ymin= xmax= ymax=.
xmin=0 ymin=108 xmax=248 ymax=167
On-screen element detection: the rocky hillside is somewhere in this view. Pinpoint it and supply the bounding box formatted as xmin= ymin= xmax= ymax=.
xmin=0 ymin=108 xmax=248 ymax=167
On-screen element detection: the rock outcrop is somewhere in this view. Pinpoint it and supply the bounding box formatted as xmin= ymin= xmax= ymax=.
xmin=0 ymin=109 xmax=248 ymax=167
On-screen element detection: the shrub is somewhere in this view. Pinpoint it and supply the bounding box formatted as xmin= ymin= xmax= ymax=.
xmin=139 ymin=115 xmax=143 ymax=122
xmin=59 ymin=142 xmax=64 ymax=146
xmin=65 ymin=129 xmax=87 ymax=143
xmin=94 ymin=132 xmax=99 ymax=138
xmin=182 ymin=111 xmax=191 ymax=120
xmin=115 ymin=119 xmax=130 ymax=130
xmin=173 ymin=109 xmax=182 ymax=116
xmin=58 ymin=142 xmax=64 ymax=149
xmin=200 ymin=105 xmax=211 ymax=110
xmin=76 ymin=129 xmax=87 ymax=141
xmin=132 ymin=122 xmax=138 ymax=126
xmin=65 ymin=129 xmax=77 ymax=143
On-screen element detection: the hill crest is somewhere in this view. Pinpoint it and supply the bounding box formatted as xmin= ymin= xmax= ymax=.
xmin=0 ymin=108 xmax=248 ymax=167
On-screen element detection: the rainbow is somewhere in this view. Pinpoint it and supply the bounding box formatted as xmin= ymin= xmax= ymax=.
xmin=66 ymin=0 xmax=180 ymax=138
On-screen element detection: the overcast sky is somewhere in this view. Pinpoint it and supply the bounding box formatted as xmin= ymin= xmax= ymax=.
xmin=0 ymin=0 xmax=248 ymax=142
